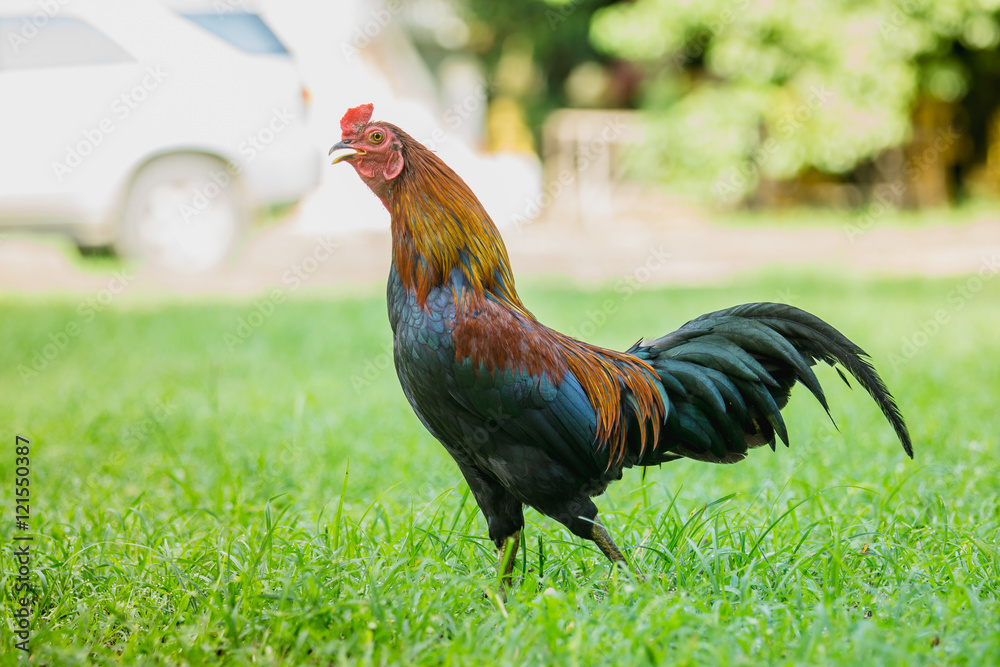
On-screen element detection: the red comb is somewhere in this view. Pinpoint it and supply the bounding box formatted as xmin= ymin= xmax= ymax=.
xmin=341 ymin=103 xmax=374 ymax=136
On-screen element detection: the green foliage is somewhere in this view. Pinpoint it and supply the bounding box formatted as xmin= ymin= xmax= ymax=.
xmin=591 ymin=0 xmax=1000 ymax=201
xmin=460 ymin=0 xmax=619 ymax=123
xmin=1 ymin=273 xmax=998 ymax=664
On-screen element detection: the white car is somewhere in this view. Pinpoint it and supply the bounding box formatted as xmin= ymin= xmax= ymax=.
xmin=0 ymin=0 xmax=319 ymax=272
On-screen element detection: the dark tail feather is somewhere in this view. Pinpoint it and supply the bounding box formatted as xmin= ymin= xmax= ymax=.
xmin=632 ymin=302 xmax=913 ymax=463
xmin=720 ymin=303 xmax=913 ymax=458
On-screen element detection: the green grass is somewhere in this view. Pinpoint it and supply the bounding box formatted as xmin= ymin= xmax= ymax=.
xmin=713 ymin=197 xmax=999 ymax=230
xmin=1 ymin=272 xmax=998 ymax=665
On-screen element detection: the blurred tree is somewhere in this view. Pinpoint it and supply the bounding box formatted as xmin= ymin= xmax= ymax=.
xmin=589 ymin=0 xmax=1000 ymax=204
xmin=455 ymin=0 xmax=630 ymax=134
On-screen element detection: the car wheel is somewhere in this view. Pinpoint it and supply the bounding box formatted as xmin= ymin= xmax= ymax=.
xmin=119 ymin=153 xmax=245 ymax=274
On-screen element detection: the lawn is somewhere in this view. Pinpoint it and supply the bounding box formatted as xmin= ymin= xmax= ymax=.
xmin=1 ymin=272 xmax=998 ymax=665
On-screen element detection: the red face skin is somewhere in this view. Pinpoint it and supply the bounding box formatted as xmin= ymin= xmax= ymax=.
xmin=333 ymin=113 xmax=404 ymax=207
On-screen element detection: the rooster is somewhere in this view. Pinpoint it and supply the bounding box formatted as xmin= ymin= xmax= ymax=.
xmin=330 ymin=103 xmax=912 ymax=589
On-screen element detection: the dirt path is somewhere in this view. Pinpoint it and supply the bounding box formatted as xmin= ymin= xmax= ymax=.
xmin=2 ymin=197 xmax=998 ymax=295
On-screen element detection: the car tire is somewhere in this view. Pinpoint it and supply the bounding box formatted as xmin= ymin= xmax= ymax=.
xmin=118 ymin=153 xmax=245 ymax=274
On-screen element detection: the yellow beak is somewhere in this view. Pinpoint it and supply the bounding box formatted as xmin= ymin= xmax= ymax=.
xmin=329 ymin=141 xmax=364 ymax=165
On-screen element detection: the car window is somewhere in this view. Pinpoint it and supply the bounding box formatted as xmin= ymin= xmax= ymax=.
xmin=0 ymin=17 xmax=133 ymax=70
xmin=180 ymin=12 xmax=288 ymax=55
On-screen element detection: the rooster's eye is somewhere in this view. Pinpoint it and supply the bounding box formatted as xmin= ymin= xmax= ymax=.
xmin=369 ymin=131 xmax=384 ymax=144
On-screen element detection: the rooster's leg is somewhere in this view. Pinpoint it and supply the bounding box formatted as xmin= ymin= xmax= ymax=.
xmin=497 ymin=529 xmax=520 ymax=591
xmin=590 ymin=518 xmax=631 ymax=570
xmin=455 ymin=459 xmax=525 ymax=596
xmin=554 ymin=500 xmax=637 ymax=575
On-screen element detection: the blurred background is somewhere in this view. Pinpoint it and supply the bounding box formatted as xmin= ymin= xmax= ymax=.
xmin=1 ymin=0 xmax=998 ymax=290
